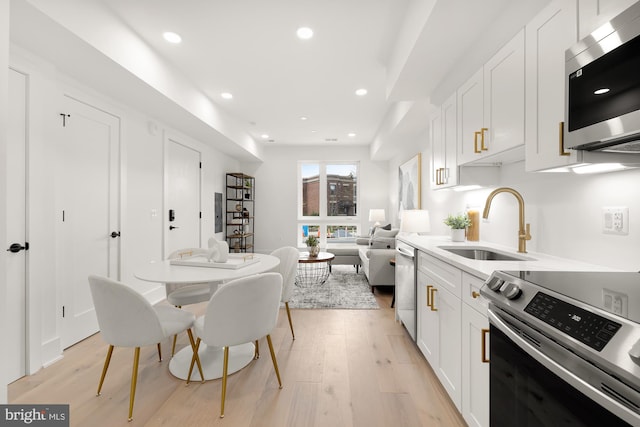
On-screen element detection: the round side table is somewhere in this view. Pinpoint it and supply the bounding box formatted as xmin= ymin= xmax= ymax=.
xmin=296 ymin=251 xmax=335 ymax=287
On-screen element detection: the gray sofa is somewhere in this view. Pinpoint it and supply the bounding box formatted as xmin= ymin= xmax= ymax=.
xmin=357 ymin=228 xmax=398 ymax=292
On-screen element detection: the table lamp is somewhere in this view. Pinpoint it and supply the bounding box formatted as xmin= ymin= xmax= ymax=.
xmin=400 ymin=209 xmax=431 ymax=235
xmin=369 ymin=209 xmax=386 ymax=227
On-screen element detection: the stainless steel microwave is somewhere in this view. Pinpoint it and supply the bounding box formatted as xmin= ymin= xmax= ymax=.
xmin=565 ymin=1 xmax=640 ymax=153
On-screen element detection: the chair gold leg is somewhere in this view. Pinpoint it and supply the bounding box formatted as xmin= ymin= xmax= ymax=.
xmin=220 ymin=346 xmax=229 ymax=418
xmin=171 ymin=334 xmax=177 ymax=357
xmin=254 ymin=340 xmax=260 ymax=359
xmin=97 ymin=345 xmax=114 ymax=396
xmin=266 ymin=335 xmax=283 ymax=389
xmin=186 ymin=337 xmax=202 ymax=385
xmin=285 ymin=302 xmax=295 ymax=340
xmin=128 ymin=347 xmax=141 ymax=422
xmin=186 ymin=330 xmax=204 ymax=383
xmin=157 ymin=343 xmax=162 ymax=362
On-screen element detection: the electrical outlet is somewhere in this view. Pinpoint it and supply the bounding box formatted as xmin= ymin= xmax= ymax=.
xmin=602 ymin=207 xmax=629 ymax=235
xmin=603 ymin=289 xmax=628 ymax=317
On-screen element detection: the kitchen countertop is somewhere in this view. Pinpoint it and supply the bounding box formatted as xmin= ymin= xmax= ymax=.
xmin=397 ymin=235 xmax=617 ymax=280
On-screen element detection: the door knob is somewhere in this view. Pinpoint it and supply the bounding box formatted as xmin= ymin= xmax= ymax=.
xmin=7 ymin=242 xmax=28 ymax=253
xmin=169 ymin=226 xmax=179 ymax=230
xmin=110 ymin=231 xmax=121 ymax=238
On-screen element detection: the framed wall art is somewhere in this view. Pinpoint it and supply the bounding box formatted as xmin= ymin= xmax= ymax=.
xmin=398 ymin=153 xmax=421 ymax=217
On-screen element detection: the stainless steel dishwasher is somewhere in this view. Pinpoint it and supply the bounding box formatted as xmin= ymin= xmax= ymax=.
xmin=395 ymin=241 xmax=416 ymax=341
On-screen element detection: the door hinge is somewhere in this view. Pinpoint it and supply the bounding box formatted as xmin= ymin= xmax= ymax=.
xmin=62 ymin=305 xmax=65 ymax=318
xmin=62 ymin=210 xmax=65 ymax=222
xmin=199 ymin=162 xmax=202 ymax=169
xmin=199 ymin=211 xmax=202 ymax=219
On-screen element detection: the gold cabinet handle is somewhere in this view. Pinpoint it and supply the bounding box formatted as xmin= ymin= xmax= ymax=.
xmin=474 ymin=131 xmax=482 ymax=153
xmin=481 ymin=328 xmax=490 ymax=363
xmin=436 ymin=168 xmax=442 ymax=185
xmin=480 ymin=127 xmax=488 ymax=151
xmin=471 ymin=291 xmax=480 ymax=299
xmin=559 ymin=121 xmax=570 ymax=156
xmin=426 ymin=285 xmax=433 ymax=307
xmin=429 ymin=287 xmax=438 ymax=311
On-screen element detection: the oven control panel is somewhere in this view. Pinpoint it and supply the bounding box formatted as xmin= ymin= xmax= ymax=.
xmin=525 ymin=292 xmax=622 ymax=351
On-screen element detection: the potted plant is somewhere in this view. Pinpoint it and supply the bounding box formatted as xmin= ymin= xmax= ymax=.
xmin=304 ymin=235 xmax=320 ymax=257
xmin=444 ymin=213 xmax=471 ymax=242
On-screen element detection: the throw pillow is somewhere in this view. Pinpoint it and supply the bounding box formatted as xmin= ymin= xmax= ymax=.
xmin=373 ymin=228 xmax=399 ymax=238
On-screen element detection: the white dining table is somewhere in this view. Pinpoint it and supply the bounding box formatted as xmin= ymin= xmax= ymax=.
xmin=134 ymin=253 xmax=280 ymax=381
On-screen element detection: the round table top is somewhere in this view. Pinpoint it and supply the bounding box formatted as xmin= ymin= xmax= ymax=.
xmin=134 ymin=253 xmax=279 ymax=284
xmin=298 ymin=251 xmax=335 ymax=263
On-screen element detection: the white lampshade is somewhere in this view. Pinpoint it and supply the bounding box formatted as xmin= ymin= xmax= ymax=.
xmin=400 ymin=209 xmax=431 ymax=234
xmin=368 ymin=209 xmax=386 ymax=224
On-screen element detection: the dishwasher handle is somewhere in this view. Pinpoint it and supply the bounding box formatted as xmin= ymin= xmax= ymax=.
xmin=396 ymin=246 xmax=415 ymax=258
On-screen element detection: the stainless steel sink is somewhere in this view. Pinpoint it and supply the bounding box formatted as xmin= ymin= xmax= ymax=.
xmin=438 ymin=246 xmax=534 ymax=261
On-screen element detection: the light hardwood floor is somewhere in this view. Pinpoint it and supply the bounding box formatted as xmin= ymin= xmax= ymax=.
xmin=9 ymin=285 xmax=466 ymax=427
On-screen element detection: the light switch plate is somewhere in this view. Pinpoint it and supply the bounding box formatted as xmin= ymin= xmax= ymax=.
xmin=603 ymin=207 xmax=629 ymax=235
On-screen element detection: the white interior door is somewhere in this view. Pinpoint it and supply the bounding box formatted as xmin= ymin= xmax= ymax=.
xmin=59 ymin=96 xmax=120 ymax=349
xmin=166 ymin=140 xmax=201 ymax=256
xmin=6 ymin=68 xmax=28 ymax=382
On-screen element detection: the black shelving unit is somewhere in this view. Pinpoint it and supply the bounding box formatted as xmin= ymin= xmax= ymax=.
xmin=225 ymin=173 xmax=254 ymax=253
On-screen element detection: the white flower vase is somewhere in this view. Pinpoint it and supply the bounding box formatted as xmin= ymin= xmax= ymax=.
xmin=308 ymin=245 xmax=320 ymax=257
xmin=451 ymin=228 xmax=466 ymax=242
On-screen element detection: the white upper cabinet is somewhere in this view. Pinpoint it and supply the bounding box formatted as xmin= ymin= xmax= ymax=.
xmin=525 ymin=0 xmax=579 ymax=172
xmin=578 ymin=0 xmax=638 ymax=39
xmin=431 ymin=93 xmax=458 ymax=189
xmin=483 ymin=29 xmax=526 ymax=158
xmin=458 ymin=29 xmax=526 ymax=165
xmin=457 ymin=68 xmax=484 ymax=165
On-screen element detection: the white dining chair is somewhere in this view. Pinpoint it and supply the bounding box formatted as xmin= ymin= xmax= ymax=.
xmin=187 ymin=272 xmax=283 ymax=418
xmin=166 ymin=248 xmax=220 ymax=356
xmin=270 ymin=246 xmax=299 ymax=340
xmin=88 ymin=275 xmax=203 ymax=421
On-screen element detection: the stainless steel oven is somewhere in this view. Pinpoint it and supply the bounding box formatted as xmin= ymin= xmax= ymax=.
xmin=481 ymin=270 xmax=640 ymax=426
xmin=395 ymin=241 xmax=416 ymax=340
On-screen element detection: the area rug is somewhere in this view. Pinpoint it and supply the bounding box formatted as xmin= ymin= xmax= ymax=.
xmin=288 ymin=265 xmax=379 ymax=309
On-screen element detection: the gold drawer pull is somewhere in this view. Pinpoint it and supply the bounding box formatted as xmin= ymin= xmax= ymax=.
xmin=559 ymin=121 xmax=570 ymax=156
xmin=426 ymin=285 xmax=433 ymax=307
xmin=481 ymin=328 xmax=490 ymax=363
xmin=471 ymin=291 xmax=480 ymax=299
xmin=474 ymin=131 xmax=482 ymax=153
xmin=480 ymin=127 xmax=488 ymax=151
xmin=429 ymin=287 xmax=438 ymax=311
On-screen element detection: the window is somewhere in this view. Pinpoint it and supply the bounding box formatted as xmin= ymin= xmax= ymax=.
xmin=298 ymin=162 xmax=360 ymax=246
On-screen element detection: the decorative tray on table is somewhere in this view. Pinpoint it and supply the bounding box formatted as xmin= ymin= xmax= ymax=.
xmin=170 ymin=254 xmax=259 ymax=269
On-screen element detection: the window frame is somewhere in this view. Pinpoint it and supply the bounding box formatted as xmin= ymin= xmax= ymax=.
xmin=297 ymin=161 xmax=360 ymax=247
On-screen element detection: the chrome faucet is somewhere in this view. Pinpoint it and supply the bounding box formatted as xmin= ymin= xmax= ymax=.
xmin=482 ymin=187 xmax=532 ymax=253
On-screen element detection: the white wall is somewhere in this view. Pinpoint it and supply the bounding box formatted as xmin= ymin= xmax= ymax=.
xmin=243 ymin=145 xmax=390 ymax=253
xmin=391 ymin=144 xmax=640 ymax=272
xmin=8 ymin=46 xmax=239 ymax=373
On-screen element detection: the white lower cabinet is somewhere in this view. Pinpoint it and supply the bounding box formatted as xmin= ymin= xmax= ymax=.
xmin=416 ymin=252 xmax=489 ymax=425
xmin=462 ymin=303 xmax=490 ymax=427
xmin=417 ymin=269 xmax=462 ymax=410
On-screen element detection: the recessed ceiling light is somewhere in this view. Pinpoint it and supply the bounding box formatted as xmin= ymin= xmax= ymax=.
xmin=296 ymin=27 xmax=314 ymax=40
xmin=355 ymin=88 xmax=368 ymax=96
xmin=311 ymin=130 xmax=318 ymax=133
xmin=221 ymin=92 xmax=233 ymax=100
xmin=594 ymin=88 xmax=610 ymax=95
xmin=300 ymin=116 xmax=308 ymax=121
xmin=348 ymin=132 xmax=356 ymax=137
xmin=163 ymin=31 xmax=182 ymax=44
xmin=261 ymin=134 xmax=270 ymax=139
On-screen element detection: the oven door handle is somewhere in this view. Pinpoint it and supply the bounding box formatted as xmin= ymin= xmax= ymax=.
xmin=488 ymin=309 xmax=640 ymax=425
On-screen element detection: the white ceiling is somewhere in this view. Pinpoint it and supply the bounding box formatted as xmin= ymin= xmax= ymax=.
xmin=10 ymin=0 xmax=551 ymax=160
